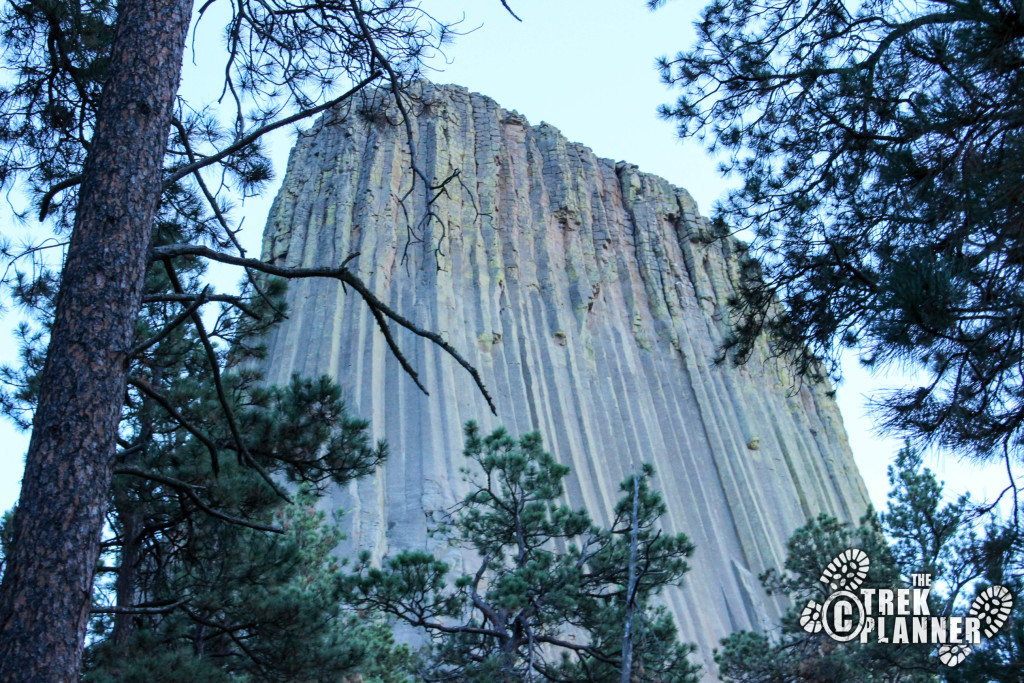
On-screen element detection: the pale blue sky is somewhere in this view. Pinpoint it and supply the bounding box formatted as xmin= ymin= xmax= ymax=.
xmin=0 ymin=0 xmax=1006 ymax=519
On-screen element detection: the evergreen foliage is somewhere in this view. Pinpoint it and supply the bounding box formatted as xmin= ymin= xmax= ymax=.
xmin=0 ymin=0 xmax=447 ymax=231
xmin=345 ymin=422 xmax=700 ymax=682
xmin=715 ymin=445 xmax=1023 ymax=682
xmin=655 ymin=0 xmax=1024 ymax=463
xmin=0 ymin=215 xmax=410 ymax=679
xmin=85 ymin=489 xmax=412 ymax=682
xmin=0 ymin=0 xmax=511 ymax=675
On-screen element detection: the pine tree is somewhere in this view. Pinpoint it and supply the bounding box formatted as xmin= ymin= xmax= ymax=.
xmin=653 ymin=0 xmax=1024 ymax=464
xmin=0 ymin=213 xmax=413 ymax=679
xmin=0 ymin=1 xmax=513 ymax=677
xmin=83 ymin=487 xmax=417 ymax=682
xmin=715 ymin=445 xmax=1023 ymax=682
xmin=345 ymin=422 xmax=700 ymax=682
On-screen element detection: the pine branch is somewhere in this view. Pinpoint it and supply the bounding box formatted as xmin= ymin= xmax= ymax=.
xmin=142 ymin=292 xmax=261 ymax=319
xmin=161 ymin=260 xmax=294 ymax=503
xmin=168 ymin=116 xmax=284 ymax=320
xmin=37 ymin=175 xmax=83 ymax=221
xmin=90 ymin=599 xmax=186 ymax=615
xmin=162 ymin=71 xmax=382 ymax=188
xmin=127 ymin=375 xmax=221 ymax=475
xmin=114 ymin=467 xmax=284 ymax=534
xmin=130 ymin=286 xmax=211 ymax=357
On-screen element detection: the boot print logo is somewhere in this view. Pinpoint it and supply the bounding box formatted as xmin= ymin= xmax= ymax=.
xmin=799 ymin=549 xmax=1013 ymax=667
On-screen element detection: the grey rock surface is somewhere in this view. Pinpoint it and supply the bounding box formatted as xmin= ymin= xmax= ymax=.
xmin=259 ymin=82 xmax=871 ymax=675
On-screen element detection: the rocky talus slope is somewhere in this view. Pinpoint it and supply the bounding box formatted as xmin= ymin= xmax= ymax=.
xmin=259 ymin=82 xmax=870 ymax=673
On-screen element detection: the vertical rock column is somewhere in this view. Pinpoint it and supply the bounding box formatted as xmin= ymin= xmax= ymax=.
xmin=259 ymin=83 xmax=871 ymax=673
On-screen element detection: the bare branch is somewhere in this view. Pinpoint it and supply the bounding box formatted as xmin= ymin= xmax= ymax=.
xmin=152 ymin=243 xmax=498 ymax=414
xmin=499 ymin=1 xmax=522 ymax=22
xmin=90 ymin=599 xmax=186 ymax=615
xmin=142 ymin=292 xmax=261 ymax=319
xmin=38 ymin=175 xmax=83 ymax=221
xmin=163 ymin=71 xmax=382 ymax=188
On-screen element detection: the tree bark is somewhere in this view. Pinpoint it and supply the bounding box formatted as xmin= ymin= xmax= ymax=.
xmin=621 ymin=474 xmax=641 ymax=683
xmin=0 ymin=0 xmax=193 ymax=679
xmin=111 ymin=507 xmax=144 ymax=647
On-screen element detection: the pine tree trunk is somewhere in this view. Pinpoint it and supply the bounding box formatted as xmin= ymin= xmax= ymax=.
xmin=621 ymin=475 xmax=641 ymax=683
xmin=0 ymin=0 xmax=193 ymax=679
xmin=112 ymin=507 xmax=144 ymax=647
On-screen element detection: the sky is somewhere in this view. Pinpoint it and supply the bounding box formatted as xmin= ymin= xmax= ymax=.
xmin=405 ymin=0 xmax=1010 ymax=511
xmin=0 ymin=0 xmax=1009 ymax=518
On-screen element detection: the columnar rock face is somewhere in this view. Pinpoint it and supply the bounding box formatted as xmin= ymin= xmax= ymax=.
xmin=259 ymin=82 xmax=870 ymax=674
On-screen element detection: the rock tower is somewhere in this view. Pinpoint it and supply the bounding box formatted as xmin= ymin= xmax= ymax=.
xmin=259 ymin=83 xmax=870 ymax=674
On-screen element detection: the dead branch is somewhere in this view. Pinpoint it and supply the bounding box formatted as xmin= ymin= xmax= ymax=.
xmin=163 ymin=71 xmax=382 ymax=188
xmin=152 ymin=243 xmax=497 ymax=414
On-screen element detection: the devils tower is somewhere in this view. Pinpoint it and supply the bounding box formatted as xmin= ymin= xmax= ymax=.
xmin=258 ymin=82 xmax=870 ymax=673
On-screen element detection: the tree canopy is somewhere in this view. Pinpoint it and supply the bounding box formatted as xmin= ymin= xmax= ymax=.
xmin=69 ymin=239 xmax=400 ymax=679
xmin=656 ymin=0 xmax=1024 ymax=464
xmin=657 ymin=3 xmax=1024 ymax=676
xmin=0 ymin=0 xmax=512 ymax=678
xmin=715 ymin=445 xmax=1023 ymax=682
xmin=345 ymin=423 xmax=700 ymax=682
